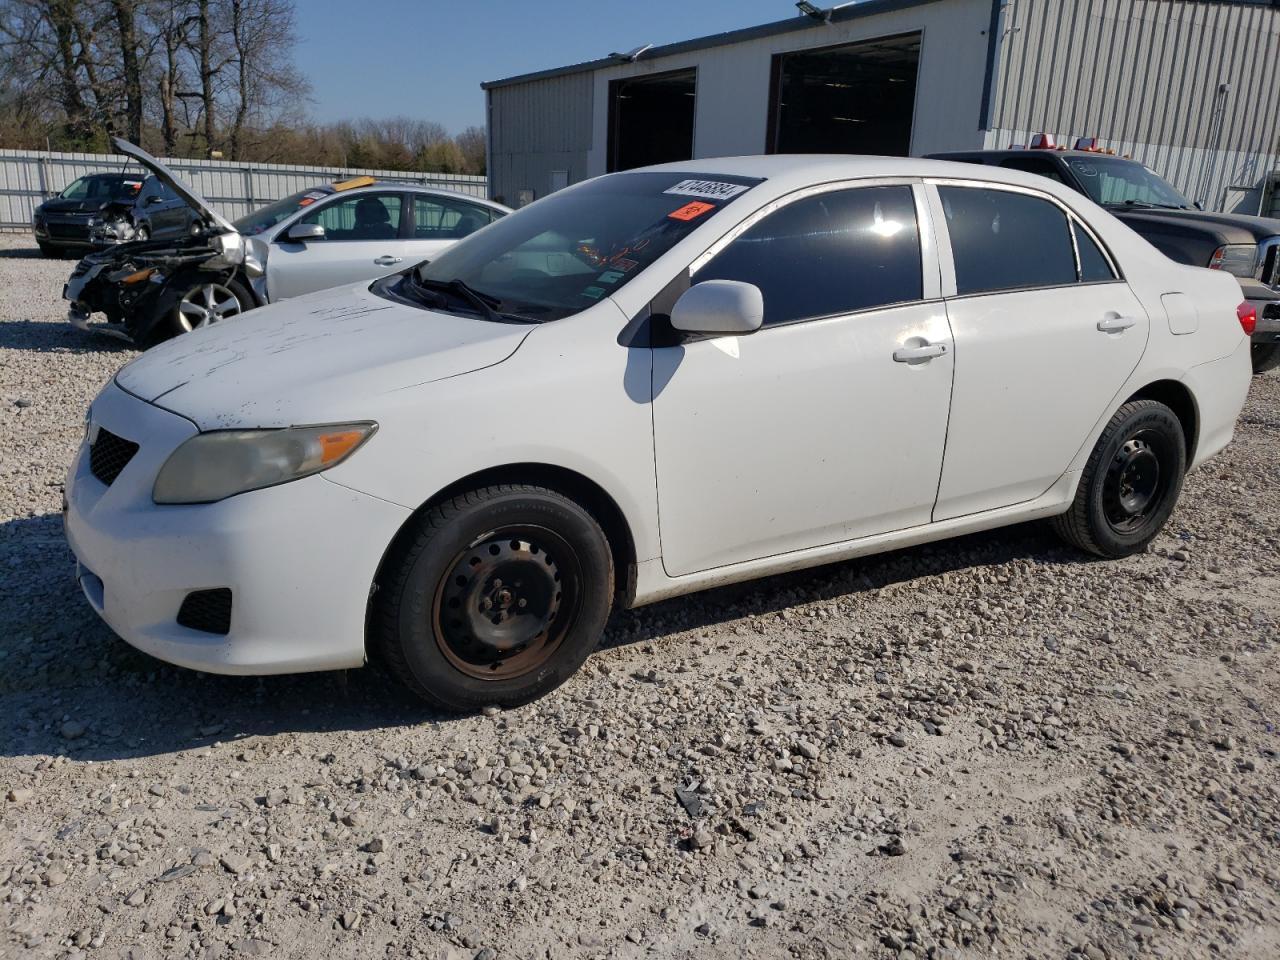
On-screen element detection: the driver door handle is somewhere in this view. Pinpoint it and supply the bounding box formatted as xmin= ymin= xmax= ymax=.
xmin=893 ymin=342 xmax=947 ymax=363
xmin=1097 ymin=315 xmax=1137 ymax=333
xmin=374 ymin=255 xmax=402 ymax=266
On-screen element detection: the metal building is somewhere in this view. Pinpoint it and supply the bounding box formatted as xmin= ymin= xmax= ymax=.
xmin=482 ymin=0 xmax=1280 ymax=215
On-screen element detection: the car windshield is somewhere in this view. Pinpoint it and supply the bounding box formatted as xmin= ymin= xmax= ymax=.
xmin=233 ymin=189 xmax=331 ymax=235
xmin=1065 ymin=156 xmax=1192 ymax=209
xmin=60 ymin=175 xmax=143 ymax=201
xmin=401 ymin=172 xmax=762 ymax=322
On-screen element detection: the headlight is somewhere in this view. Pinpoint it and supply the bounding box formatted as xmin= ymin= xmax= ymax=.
xmin=153 ymin=422 xmax=376 ymax=504
xmin=1209 ymin=244 xmax=1258 ymax=278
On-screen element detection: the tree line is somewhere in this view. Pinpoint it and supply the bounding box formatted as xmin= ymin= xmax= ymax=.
xmin=0 ymin=0 xmax=486 ymax=174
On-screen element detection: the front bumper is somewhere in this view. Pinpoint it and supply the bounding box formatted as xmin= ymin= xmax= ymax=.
xmin=1248 ymin=299 xmax=1280 ymax=341
xmin=64 ymin=381 xmax=410 ymax=675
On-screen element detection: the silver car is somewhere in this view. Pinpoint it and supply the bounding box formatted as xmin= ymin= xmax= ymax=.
xmin=65 ymin=139 xmax=509 ymax=345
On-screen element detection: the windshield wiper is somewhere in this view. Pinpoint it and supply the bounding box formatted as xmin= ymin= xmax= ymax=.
xmin=411 ymin=275 xmax=540 ymax=324
xmin=1109 ymin=199 xmax=1186 ymax=210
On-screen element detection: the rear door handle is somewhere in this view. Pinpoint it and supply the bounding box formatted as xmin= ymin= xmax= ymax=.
xmin=374 ymin=255 xmax=402 ymax=266
xmin=893 ymin=342 xmax=947 ymax=363
xmin=1097 ymin=315 xmax=1137 ymax=333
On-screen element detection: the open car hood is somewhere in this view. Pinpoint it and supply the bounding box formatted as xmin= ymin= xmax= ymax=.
xmin=111 ymin=137 xmax=237 ymax=235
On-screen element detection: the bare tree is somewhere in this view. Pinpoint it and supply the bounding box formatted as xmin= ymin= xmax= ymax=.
xmin=109 ymin=0 xmax=144 ymax=142
xmin=225 ymin=0 xmax=307 ymax=159
xmin=456 ymin=125 xmax=486 ymax=175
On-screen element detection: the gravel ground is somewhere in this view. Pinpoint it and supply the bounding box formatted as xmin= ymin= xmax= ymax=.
xmin=1 ymin=231 xmax=1278 ymax=960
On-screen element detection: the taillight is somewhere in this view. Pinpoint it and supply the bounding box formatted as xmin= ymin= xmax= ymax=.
xmin=1237 ymin=301 xmax=1257 ymax=336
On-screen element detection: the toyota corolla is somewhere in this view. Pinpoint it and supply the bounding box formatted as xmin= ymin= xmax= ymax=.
xmin=64 ymin=156 xmax=1253 ymax=711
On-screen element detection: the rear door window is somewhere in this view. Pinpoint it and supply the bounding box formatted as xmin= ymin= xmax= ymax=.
xmin=939 ymin=186 xmax=1077 ymax=295
xmin=1073 ymin=222 xmax=1117 ymax=282
xmin=413 ymin=196 xmax=494 ymax=240
xmin=695 ymin=185 xmax=923 ymax=326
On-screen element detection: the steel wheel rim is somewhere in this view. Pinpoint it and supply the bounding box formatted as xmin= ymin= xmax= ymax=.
xmin=432 ymin=525 xmax=582 ymax=681
xmin=176 ymin=282 xmax=242 ymax=332
xmin=1102 ymin=431 xmax=1168 ymax=534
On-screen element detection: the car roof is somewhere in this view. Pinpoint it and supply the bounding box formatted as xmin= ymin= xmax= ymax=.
xmin=344 ymin=181 xmax=509 ymax=212
xmin=931 ymin=149 xmax=1124 ymax=161
xmin=627 ymin=154 xmax=1084 ymax=195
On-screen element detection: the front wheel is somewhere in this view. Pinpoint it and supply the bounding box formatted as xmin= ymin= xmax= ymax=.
xmin=372 ymin=485 xmax=614 ymax=712
xmin=1253 ymin=341 xmax=1280 ymax=375
xmin=161 ymin=275 xmax=252 ymax=341
xmin=1051 ymin=399 xmax=1186 ymax=558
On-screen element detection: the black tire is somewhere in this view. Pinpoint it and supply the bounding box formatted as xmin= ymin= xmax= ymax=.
xmin=37 ymin=242 xmax=57 ymax=258
xmin=1052 ymin=399 xmax=1186 ymax=558
xmin=1253 ymin=341 xmax=1280 ymax=375
xmin=372 ymin=484 xmax=614 ymax=712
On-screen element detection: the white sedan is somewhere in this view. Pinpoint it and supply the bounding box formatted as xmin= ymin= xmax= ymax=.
xmin=64 ymin=156 xmax=1253 ymax=710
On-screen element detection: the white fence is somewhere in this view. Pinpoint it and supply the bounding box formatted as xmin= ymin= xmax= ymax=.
xmin=0 ymin=148 xmax=489 ymax=229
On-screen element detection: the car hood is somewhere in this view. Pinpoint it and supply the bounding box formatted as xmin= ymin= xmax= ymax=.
xmin=111 ymin=136 xmax=236 ymax=235
xmin=114 ymin=283 xmax=533 ymax=429
xmin=39 ymin=198 xmax=113 ymax=216
xmin=1111 ymin=207 xmax=1280 ymax=243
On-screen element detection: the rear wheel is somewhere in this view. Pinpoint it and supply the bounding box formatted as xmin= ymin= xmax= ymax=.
xmin=1253 ymin=341 xmax=1280 ymax=375
xmin=1052 ymin=399 xmax=1186 ymax=558
xmin=373 ymin=485 xmax=613 ymax=712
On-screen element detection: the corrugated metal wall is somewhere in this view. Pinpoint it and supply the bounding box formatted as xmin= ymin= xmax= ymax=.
xmin=488 ymin=72 xmax=594 ymax=205
xmin=987 ymin=0 xmax=1280 ymax=213
xmin=0 ymin=149 xmax=488 ymax=229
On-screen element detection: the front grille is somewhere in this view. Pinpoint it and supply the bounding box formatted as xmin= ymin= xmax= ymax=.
xmin=177 ymin=589 xmax=232 ymax=635
xmin=89 ymin=428 xmax=139 ymax=486
xmin=46 ymin=221 xmax=89 ymax=240
xmin=1260 ymin=242 xmax=1280 ymax=287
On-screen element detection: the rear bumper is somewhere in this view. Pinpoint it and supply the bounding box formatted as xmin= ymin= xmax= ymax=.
xmin=64 ymin=381 xmax=411 ymax=675
xmin=1184 ymin=335 xmax=1252 ymax=470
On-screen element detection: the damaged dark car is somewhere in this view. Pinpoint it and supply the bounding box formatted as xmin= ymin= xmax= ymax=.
xmin=33 ymin=171 xmax=198 ymax=257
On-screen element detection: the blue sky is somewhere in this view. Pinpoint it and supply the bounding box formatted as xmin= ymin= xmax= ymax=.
xmin=295 ymin=0 xmax=797 ymax=133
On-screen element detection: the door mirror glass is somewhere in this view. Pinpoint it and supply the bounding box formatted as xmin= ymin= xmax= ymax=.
xmin=144 ymin=194 xmax=164 ymax=206
xmin=286 ymin=222 xmax=326 ymax=242
xmin=670 ymin=280 xmax=764 ymax=336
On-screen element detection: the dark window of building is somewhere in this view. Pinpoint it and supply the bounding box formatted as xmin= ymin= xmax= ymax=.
xmin=696 ymin=185 xmax=922 ymax=326
xmin=1073 ymin=221 xmax=1117 ymax=281
xmin=939 ymin=186 xmax=1077 ymax=295
xmin=608 ymin=69 xmax=696 ymax=172
xmin=768 ymin=32 xmax=920 ymax=157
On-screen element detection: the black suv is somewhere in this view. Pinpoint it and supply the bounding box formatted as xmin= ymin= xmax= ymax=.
xmin=930 ymin=144 xmax=1280 ymax=374
xmin=32 ymin=172 xmax=198 ymax=257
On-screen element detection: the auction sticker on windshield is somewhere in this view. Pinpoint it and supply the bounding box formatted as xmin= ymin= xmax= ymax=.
xmin=664 ymin=179 xmax=752 ymax=201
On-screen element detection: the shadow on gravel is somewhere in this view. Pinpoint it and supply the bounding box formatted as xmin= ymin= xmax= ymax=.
xmin=600 ymin=520 xmax=1091 ymax=650
xmin=0 ymin=510 xmax=1089 ymax=764
xmin=0 ymin=246 xmax=49 ymax=259
xmin=0 ymin=319 xmax=132 ymax=355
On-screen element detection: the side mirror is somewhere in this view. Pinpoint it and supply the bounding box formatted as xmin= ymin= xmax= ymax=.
xmin=670 ymin=280 xmax=764 ymax=337
xmin=286 ymin=222 xmax=325 ymax=242
xmin=1193 ymin=200 xmax=1205 ymax=211
xmin=144 ymin=195 xmax=164 ymax=206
